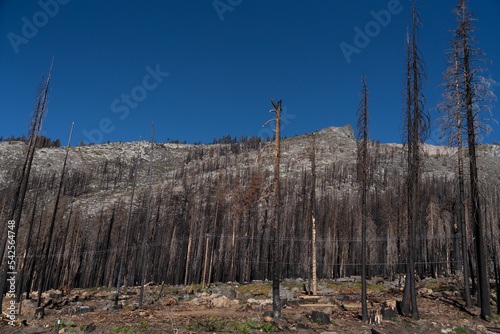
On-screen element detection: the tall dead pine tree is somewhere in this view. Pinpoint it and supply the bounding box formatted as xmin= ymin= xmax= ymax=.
xmin=436 ymin=45 xmax=474 ymax=309
xmin=257 ymin=99 xmax=282 ymax=318
xmin=449 ymin=0 xmax=494 ymax=318
xmin=356 ymin=74 xmax=370 ymax=322
xmin=400 ymin=3 xmax=430 ymax=320
xmin=0 ymin=59 xmax=52 ymax=313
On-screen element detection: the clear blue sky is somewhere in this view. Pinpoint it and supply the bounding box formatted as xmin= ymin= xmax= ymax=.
xmin=1 ymin=0 xmax=499 ymax=145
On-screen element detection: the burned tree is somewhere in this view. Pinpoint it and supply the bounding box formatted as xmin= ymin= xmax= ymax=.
xmin=356 ymin=74 xmax=370 ymax=322
xmin=439 ymin=0 xmax=495 ymax=318
xmin=37 ymin=122 xmax=74 ymax=308
xmin=139 ymin=123 xmax=154 ymax=309
xmin=436 ymin=35 xmax=474 ymax=310
xmin=0 ymin=59 xmax=53 ymax=313
xmin=115 ymin=139 xmax=142 ymax=308
xmin=257 ymin=99 xmax=282 ymax=318
xmin=400 ymin=3 xmax=430 ymax=320
xmin=310 ymin=132 xmax=317 ymax=296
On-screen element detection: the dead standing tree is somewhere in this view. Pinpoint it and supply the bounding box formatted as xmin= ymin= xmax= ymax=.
xmin=37 ymin=122 xmax=74 ymax=308
xmin=0 ymin=59 xmax=52 ymax=313
xmin=454 ymin=0 xmax=495 ymax=318
xmin=437 ymin=0 xmax=496 ymax=317
xmin=139 ymin=123 xmax=154 ymax=309
xmin=115 ymin=139 xmax=142 ymax=308
xmin=400 ymin=3 xmax=430 ymax=320
xmin=356 ymin=74 xmax=370 ymax=322
xmin=257 ymin=99 xmax=282 ymax=318
xmin=436 ymin=45 xmax=474 ymax=309
xmin=309 ymin=132 xmax=317 ymax=296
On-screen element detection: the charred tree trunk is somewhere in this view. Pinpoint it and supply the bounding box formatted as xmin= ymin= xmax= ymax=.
xmin=401 ymin=4 xmax=429 ymax=320
xmin=114 ymin=140 xmax=142 ymax=308
xmin=16 ymin=183 xmax=41 ymax=314
xmin=37 ymin=122 xmax=73 ymax=307
xmin=310 ymin=133 xmax=317 ymax=296
xmin=258 ymin=99 xmax=282 ymax=318
xmin=139 ymin=123 xmax=154 ymax=309
xmin=271 ymin=99 xmax=281 ymax=318
xmin=356 ymin=74 xmax=370 ymax=322
xmin=0 ymin=60 xmax=52 ymax=312
xmin=464 ymin=32 xmax=491 ymax=320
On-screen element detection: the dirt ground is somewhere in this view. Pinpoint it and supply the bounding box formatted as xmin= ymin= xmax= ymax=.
xmin=1 ymin=276 xmax=499 ymax=333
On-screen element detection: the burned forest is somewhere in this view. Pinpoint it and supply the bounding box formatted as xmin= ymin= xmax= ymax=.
xmin=1 ymin=120 xmax=500 ymax=311
xmin=1 ymin=1 xmax=500 ymax=332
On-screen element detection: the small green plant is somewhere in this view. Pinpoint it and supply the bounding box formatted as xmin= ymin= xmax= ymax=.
xmin=139 ymin=320 xmax=150 ymax=329
xmin=52 ymin=319 xmax=68 ymax=329
xmin=185 ymin=323 xmax=197 ymax=331
xmin=454 ymin=327 xmax=468 ymax=334
xmin=112 ymin=324 xmax=134 ymax=333
xmin=196 ymin=317 xmax=226 ymax=332
xmin=404 ymin=321 xmax=413 ymax=328
xmin=487 ymin=315 xmax=500 ymax=324
xmin=233 ymin=318 xmax=278 ymax=333
xmin=259 ymin=321 xmax=278 ymax=332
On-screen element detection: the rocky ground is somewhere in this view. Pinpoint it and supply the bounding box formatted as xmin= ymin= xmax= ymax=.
xmin=1 ymin=276 xmax=499 ymax=334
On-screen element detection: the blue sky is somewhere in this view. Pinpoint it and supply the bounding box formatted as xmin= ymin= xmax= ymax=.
xmin=1 ymin=0 xmax=499 ymax=145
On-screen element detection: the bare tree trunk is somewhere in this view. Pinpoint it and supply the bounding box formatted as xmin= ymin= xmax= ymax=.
xmin=458 ymin=144 xmax=473 ymax=307
xmin=464 ymin=41 xmax=491 ymax=320
xmin=114 ymin=140 xmax=142 ymax=308
xmin=401 ymin=4 xmax=428 ymax=320
xmin=139 ymin=123 xmax=154 ymax=309
xmin=54 ymin=207 xmax=73 ymax=289
xmin=229 ymin=218 xmax=236 ymax=282
xmin=203 ymin=234 xmax=209 ymax=288
xmin=37 ymin=122 xmax=73 ymax=307
xmin=271 ymin=99 xmax=282 ymax=318
xmin=356 ymin=74 xmax=370 ymax=322
xmin=0 ymin=60 xmax=52 ymax=313
xmin=310 ymin=133 xmax=317 ymax=296
xmin=257 ymin=99 xmax=282 ymax=317
xmin=16 ymin=183 xmax=41 ymax=314
xmin=184 ymin=232 xmax=192 ymax=286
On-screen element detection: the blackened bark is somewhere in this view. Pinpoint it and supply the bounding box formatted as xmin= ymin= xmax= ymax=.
xmin=38 ymin=122 xmax=74 ymax=307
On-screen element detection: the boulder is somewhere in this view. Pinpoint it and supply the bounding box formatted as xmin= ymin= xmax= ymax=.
xmin=211 ymin=286 xmax=237 ymax=299
xmin=311 ymin=311 xmax=331 ymax=325
xmin=49 ymin=290 xmax=63 ymax=299
xmin=381 ymin=306 xmax=395 ymax=320
xmin=211 ymin=295 xmax=232 ymax=308
xmin=267 ymin=286 xmax=294 ymax=299
xmin=69 ymin=305 xmax=94 ymax=315
xmin=342 ymin=302 xmax=361 ymax=311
